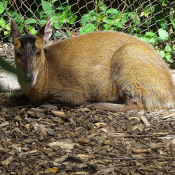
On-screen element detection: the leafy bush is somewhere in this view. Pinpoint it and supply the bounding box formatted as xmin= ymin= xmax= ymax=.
xmin=0 ymin=1 xmax=10 ymax=37
xmin=79 ymin=0 xmax=175 ymax=62
xmin=0 ymin=0 xmax=174 ymax=62
xmin=138 ymin=29 xmax=175 ymax=62
xmin=79 ymin=1 xmax=140 ymax=34
xmin=0 ymin=0 xmax=77 ymax=38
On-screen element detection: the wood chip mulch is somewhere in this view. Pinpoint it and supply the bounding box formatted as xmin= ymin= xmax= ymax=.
xmin=1 ymin=91 xmax=175 ymax=175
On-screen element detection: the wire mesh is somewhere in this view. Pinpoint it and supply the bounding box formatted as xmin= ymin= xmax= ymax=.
xmin=0 ymin=0 xmax=175 ymax=43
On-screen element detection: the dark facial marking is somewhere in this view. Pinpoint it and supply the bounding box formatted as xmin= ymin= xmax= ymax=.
xmin=18 ymin=34 xmax=37 ymax=63
xmin=19 ymin=34 xmax=36 ymax=49
xmin=17 ymin=35 xmax=38 ymax=82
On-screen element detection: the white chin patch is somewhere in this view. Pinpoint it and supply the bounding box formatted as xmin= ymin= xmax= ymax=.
xmin=30 ymin=71 xmax=38 ymax=86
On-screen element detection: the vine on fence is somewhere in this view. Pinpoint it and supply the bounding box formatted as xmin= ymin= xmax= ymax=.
xmin=0 ymin=0 xmax=175 ymax=62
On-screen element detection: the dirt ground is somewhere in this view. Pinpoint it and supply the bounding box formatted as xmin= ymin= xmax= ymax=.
xmin=1 ymin=43 xmax=175 ymax=175
xmin=0 ymin=91 xmax=175 ymax=175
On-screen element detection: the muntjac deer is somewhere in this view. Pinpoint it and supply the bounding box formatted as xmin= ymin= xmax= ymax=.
xmin=10 ymin=19 xmax=175 ymax=111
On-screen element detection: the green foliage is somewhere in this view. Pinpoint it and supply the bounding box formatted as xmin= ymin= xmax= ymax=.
xmin=39 ymin=0 xmax=77 ymax=31
xmin=79 ymin=0 xmax=174 ymax=38
xmin=79 ymin=1 xmax=141 ymax=34
xmin=159 ymin=0 xmax=170 ymax=6
xmin=138 ymin=29 xmax=173 ymax=62
xmin=142 ymin=5 xmax=167 ymax=29
xmin=0 ymin=0 xmax=174 ymax=62
xmin=0 ymin=0 xmax=174 ymax=39
xmin=78 ymin=0 xmax=174 ymax=62
xmin=9 ymin=91 xmax=24 ymax=98
xmin=0 ymin=1 xmax=10 ymax=36
xmin=157 ymin=44 xmax=172 ymax=62
xmin=138 ymin=29 xmax=169 ymax=44
xmin=0 ymin=0 xmax=77 ymax=37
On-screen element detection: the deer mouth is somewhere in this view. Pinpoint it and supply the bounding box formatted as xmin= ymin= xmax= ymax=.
xmin=30 ymin=71 xmax=38 ymax=86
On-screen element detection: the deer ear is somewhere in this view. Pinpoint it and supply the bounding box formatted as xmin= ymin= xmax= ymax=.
xmin=10 ymin=19 xmax=22 ymax=42
xmin=36 ymin=19 xmax=53 ymax=42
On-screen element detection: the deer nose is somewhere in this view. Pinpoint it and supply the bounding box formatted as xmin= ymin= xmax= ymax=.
xmin=24 ymin=73 xmax=34 ymax=83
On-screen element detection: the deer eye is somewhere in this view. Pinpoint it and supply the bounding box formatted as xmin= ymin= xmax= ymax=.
xmin=36 ymin=50 xmax=41 ymax=56
xmin=15 ymin=52 xmax=20 ymax=58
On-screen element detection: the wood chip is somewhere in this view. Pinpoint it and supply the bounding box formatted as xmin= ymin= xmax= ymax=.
xmin=0 ymin=156 xmax=14 ymax=165
xmin=75 ymin=137 xmax=90 ymax=144
xmin=1 ymin=88 xmax=175 ymax=174
xmin=140 ymin=115 xmax=150 ymax=127
xmin=51 ymin=110 xmax=66 ymax=118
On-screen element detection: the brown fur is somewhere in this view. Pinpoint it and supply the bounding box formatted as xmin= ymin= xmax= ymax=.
xmin=10 ymin=19 xmax=175 ymax=111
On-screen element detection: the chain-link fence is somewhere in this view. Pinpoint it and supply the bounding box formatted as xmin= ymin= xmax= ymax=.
xmin=0 ymin=1 xmax=175 ymax=52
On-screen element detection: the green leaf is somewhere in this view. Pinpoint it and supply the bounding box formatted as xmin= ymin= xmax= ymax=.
xmin=9 ymin=91 xmax=24 ymax=98
xmin=79 ymin=23 xmax=96 ymax=35
xmin=25 ymin=19 xmax=37 ymax=24
xmin=149 ymin=38 xmax=156 ymax=45
xmin=144 ymin=18 xmax=156 ymax=26
xmin=102 ymin=23 xmax=109 ymax=30
xmin=158 ymin=29 xmax=169 ymax=40
xmin=64 ymin=5 xmax=70 ymax=11
xmin=139 ymin=37 xmax=151 ymax=44
xmin=0 ymin=1 xmax=7 ymax=14
xmin=139 ymin=35 xmax=156 ymax=44
xmin=108 ymin=26 xmax=115 ymax=31
xmin=165 ymin=44 xmax=172 ymax=52
xmin=157 ymin=50 xmax=165 ymax=58
xmin=0 ymin=5 xmax=5 ymax=14
xmin=58 ymin=14 xmax=66 ymax=24
xmin=106 ymin=8 xmax=119 ymax=14
xmin=98 ymin=14 xmax=106 ymax=21
xmin=106 ymin=18 xmax=115 ymax=24
xmin=52 ymin=15 xmax=62 ymax=28
xmin=161 ymin=0 xmax=170 ymax=6
xmin=52 ymin=15 xmax=58 ymax=23
xmin=158 ymin=19 xmax=168 ymax=28
xmin=107 ymin=14 xmax=118 ymax=20
xmin=57 ymin=6 xmax=65 ymax=10
xmin=113 ymin=21 xmax=125 ymax=28
xmin=134 ymin=17 xmax=141 ymax=26
xmin=165 ymin=53 xmax=171 ymax=61
xmin=4 ymin=30 xmax=9 ymax=35
xmin=141 ymin=6 xmax=152 ymax=17
xmin=41 ymin=0 xmax=53 ymax=16
xmin=102 ymin=23 xmax=114 ymax=31
xmin=52 ymin=15 xmax=60 ymax=29
xmin=27 ymin=25 xmax=37 ymax=35
xmin=80 ymin=11 xmax=96 ymax=24
xmin=121 ymin=13 xmax=128 ymax=23
xmin=67 ymin=30 xmax=72 ymax=36
xmin=26 ymin=25 xmax=33 ymax=31
xmin=39 ymin=20 xmax=47 ymax=26
xmin=64 ymin=10 xmax=72 ymax=20
xmin=127 ymin=12 xmax=139 ymax=21
xmin=0 ymin=19 xmax=5 ymax=28
xmin=69 ymin=15 xmax=78 ymax=24
xmin=5 ymin=24 xmax=10 ymax=31
xmin=53 ymin=22 xmax=61 ymax=28
xmin=145 ymin=31 xmax=157 ymax=38
xmin=152 ymin=5 xmax=161 ymax=13
xmin=9 ymin=12 xmax=23 ymax=23
xmin=173 ymin=46 xmax=175 ymax=50
xmin=99 ymin=2 xmax=107 ymax=12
